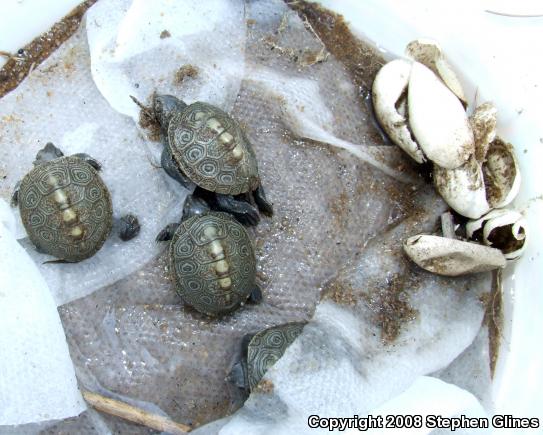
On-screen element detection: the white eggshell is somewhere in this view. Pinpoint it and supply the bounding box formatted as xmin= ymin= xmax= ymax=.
xmin=372 ymin=59 xmax=425 ymax=163
xmin=404 ymin=234 xmax=506 ymax=276
xmin=405 ymin=38 xmax=467 ymax=104
xmin=408 ymin=62 xmax=474 ymax=169
xmin=469 ymin=102 xmax=497 ymax=162
xmin=483 ymin=138 xmax=521 ymax=208
xmin=434 ymin=156 xmax=490 ymax=219
xmin=466 ymin=208 xmax=527 ymax=260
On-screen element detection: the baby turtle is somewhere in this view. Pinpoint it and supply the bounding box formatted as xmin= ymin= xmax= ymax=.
xmin=12 ymin=143 xmax=140 ymax=262
xmin=157 ymin=197 xmax=262 ymax=316
xmin=229 ymin=322 xmax=306 ymax=392
xmin=143 ymin=94 xmax=273 ymax=226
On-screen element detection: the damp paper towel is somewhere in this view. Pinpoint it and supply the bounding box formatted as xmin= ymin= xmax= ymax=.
xmin=0 ymin=0 xmax=494 ymax=431
xmin=200 ymin=189 xmax=491 ymax=434
xmin=0 ymin=200 xmax=85 ymax=426
xmin=0 ymin=0 xmax=410 ymax=306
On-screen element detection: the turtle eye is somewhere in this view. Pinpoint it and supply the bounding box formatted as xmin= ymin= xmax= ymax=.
xmin=153 ymin=94 xmax=179 ymax=125
xmin=153 ymin=98 xmax=163 ymax=118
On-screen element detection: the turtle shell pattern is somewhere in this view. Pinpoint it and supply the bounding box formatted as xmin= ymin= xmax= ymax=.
xmin=18 ymin=156 xmax=113 ymax=262
xmin=169 ymin=211 xmax=256 ymax=316
xmin=167 ymin=102 xmax=260 ymax=195
xmin=246 ymin=322 xmax=305 ymax=390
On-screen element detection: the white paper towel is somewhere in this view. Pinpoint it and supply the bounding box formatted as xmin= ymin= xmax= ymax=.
xmin=0 ymin=200 xmax=85 ymax=426
xmin=194 ymin=189 xmax=491 ymax=434
xmin=0 ymin=0 xmax=502 ymax=431
xmin=86 ymin=0 xmax=247 ymax=121
xmin=365 ymin=376 xmax=490 ymax=435
xmin=0 ymin=4 xmax=189 ymax=306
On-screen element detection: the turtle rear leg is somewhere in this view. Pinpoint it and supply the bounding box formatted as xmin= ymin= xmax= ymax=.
xmin=253 ymin=184 xmax=273 ymax=217
xmin=33 ymin=142 xmax=64 ymax=166
xmin=73 ymin=153 xmax=102 ymax=171
xmin=117 ymin=214 xmax=140 ymax=241
xmin=10 ymin=180 xmax=21 ymax=207
xmin=156 ymin=223 xmax=180 ymax=242
xmin=215 ymin=194 xmax=260 ymax=226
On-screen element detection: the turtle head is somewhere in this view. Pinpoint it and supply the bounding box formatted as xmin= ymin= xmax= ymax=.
xmin=33 ymin=142 xmax=64 ymax=166
xmin=227 ymin=360 xmax=249 ymax=391
xmin=153 ymin=94 xmax=187 ymax=128
xmin=226 ymin=332 xmax=254 ymax=392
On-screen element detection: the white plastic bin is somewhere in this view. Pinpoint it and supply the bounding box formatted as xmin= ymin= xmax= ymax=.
xmin=1 ymin=0 xmax=542 ymax=431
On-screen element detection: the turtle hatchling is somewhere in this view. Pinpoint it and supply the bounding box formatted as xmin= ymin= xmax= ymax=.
xmin=229 ymin=322 xmax=306 ymax=392
xmin=141 ymin=93 xmax=273 ymax=226
xmin=12 ymin=143 xmax=140 ymax=262
xmin=157 ymin=197 xmax=261 ymax=316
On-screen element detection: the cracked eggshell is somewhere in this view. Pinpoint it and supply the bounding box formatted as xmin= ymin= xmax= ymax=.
xmin=405 ymin=38 xmax=467 ymax=104
xmin=434 ymin=156 xmax=490 ymax=219
xmin=408 ymin=62 xmax=474 ymax=169
xmin=470 ymin=102 xmax=497 ymax=162
xmin=466 ymin=209 xmax=527 ymax=260
xmin=483 ymin=138 xmax=521 ymax=208
xmin=404 ymin=234 xmax=506 ymax=276
xmin=372 ymin=59 xmax=426 ymax=163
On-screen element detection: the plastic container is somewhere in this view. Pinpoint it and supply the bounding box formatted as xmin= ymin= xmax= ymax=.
xmin=2 ymin=0 xmax=542 ymax=429
xmin=317 ymin=0 xmax=543 ymax=422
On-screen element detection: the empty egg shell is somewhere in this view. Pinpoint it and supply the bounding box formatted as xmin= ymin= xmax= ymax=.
xmin=466 ymin=208 xmax=527 ymax=260
xmin=483 ymin=138 xmax=521 ymax=209
xmin=433 ymin=156 xmax=490 ymax=219
xmin=372 ymin=59 xmax=425 ymax=163
xmin=404 ymin=234 xmax=506 ymax=276
xmin=469 ymin=102 xmax=497 ymax=162
xmin=408 ymin=62 xmax=474 ymax=169
xmin=405 ymin=38 xmax=467 ymax=105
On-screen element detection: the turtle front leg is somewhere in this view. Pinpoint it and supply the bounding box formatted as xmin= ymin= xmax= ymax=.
xmin=156 ymin=223 xmax=180 ymax=242
xmin=248 ymin=284 xmax=262 ymax=304
xmin=33 ymin=142 xmax=64 ymax=166
xmin=253 ymin=184 xmax=273 ymax=217
xmin=72 ymin=153 xmax=102 ymax=171
xmin=215 ymin=194 xmax=260 ymax=226
xmin=161 ymin=146 xmax=196 ymax=190
xmin=10 ymin=180 xmax=21 ymax=207
xmin=182 ymin=195 xmax=210 ymax=220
